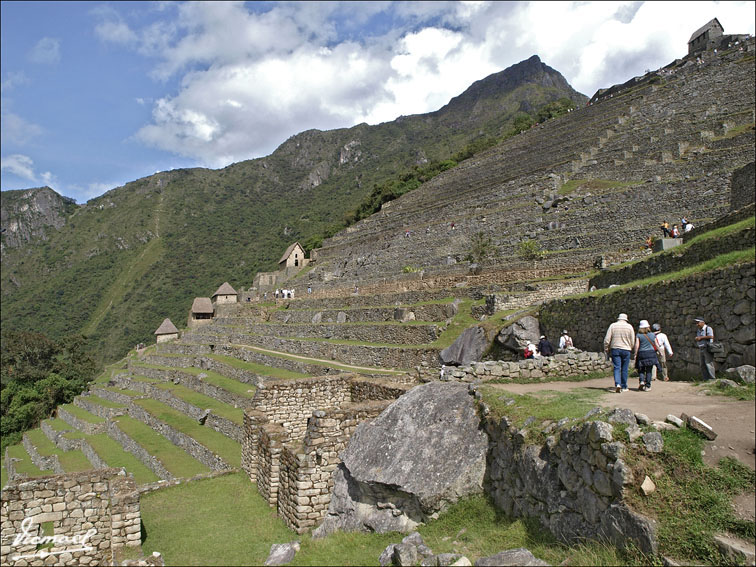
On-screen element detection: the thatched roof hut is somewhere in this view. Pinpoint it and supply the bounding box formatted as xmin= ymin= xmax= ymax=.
xmin=154 ymin=318 xmax=179 ymax=343
xmin=191 ymin=297 xmax=214 ymax=315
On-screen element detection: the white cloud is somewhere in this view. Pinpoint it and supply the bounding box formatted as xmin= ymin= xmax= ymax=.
xmin=1 ymin=71 xmax=28 ymax=93
xmin=0 ymin=111 xmax=44 ymax=145
xmin=28 ymin=37 xmax=61 ymax=64
xmin=95 ymin=19 xmax=138 ymax=45
xmin=107 ymin=1 xmax=754 ymax=168
xmin=1 ymin=154 xmax=56 ymax=187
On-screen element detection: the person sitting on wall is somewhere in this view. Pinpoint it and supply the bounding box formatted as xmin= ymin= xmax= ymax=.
xmin=538 ymin=335 xmax=554 ymax=356
xmin=671 ymin=225 xmax=681 ymax=238
xmin=645 ymin=236 xmax=654 ymax=250
xmin=523 ymin=344 xmax=534 ymax=359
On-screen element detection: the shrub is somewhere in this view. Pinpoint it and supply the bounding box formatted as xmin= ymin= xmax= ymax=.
xmin=516 ymin=239 xmax=544 ymax=260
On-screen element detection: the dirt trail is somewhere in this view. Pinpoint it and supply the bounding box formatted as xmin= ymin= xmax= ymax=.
xmin=487 ymin=377 xmax=756 ymax=471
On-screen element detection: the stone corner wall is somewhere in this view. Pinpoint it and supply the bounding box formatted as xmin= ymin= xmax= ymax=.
xmin=449 ymin=351 xmax=612 ymax=382
xmin=1 ymin=468 xmax=142 ymax=566
xmin=484 ymin=415 xmax=656 ymax=555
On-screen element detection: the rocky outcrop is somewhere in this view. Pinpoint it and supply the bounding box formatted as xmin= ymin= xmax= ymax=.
xmin=440 ymin=326 xmax=490 ymax=365
xmin=0 ymin=186 xmax=75 ymax=252
xmin=315 ymin=382 xmax=487 ymax=535
xmin=496 ymin=316 xmax=541 ymax=353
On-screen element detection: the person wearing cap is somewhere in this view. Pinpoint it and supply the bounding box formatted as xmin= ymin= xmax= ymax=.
xmin=651 ymin=323 xmax=673 ymax=381
xmin=559 ymin=329 xmax=574 ymax=351
xmin=604 ymin=313 xmax=635 ymax=393
xmin=538 ymin=335 xmax=554 ymax=356
xmin=633 ymin=320 xmax=661 ymax=391
xmin=694 ymin=317 xmax=716 ymax=380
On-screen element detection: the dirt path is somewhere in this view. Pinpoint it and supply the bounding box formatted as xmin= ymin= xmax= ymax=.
xmin=487 ymin=377 xmax=756 ymax=471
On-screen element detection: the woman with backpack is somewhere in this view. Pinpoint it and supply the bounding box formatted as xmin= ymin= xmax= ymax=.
xmin=633 ymin=320 xmax=661 ymax=391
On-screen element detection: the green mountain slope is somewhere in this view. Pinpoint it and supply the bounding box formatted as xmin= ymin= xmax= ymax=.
xmin=1 ymin=56 xmax=586 ymax=362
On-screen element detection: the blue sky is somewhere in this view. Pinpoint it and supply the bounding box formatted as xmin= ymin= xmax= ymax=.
xmin=2 ymin=1 xmax=754 ymax=203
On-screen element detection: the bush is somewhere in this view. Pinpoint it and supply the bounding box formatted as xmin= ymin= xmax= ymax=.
xmin=516 ymin=239 xmax=544 ymax=260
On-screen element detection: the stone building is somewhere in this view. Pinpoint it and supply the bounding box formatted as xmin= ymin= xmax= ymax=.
xmin=154 ymin=318 xmax=179 ymax=343
xmin=212 ymin=282 xmax=238 ymax=305
xmin=188 ymin=297 xmax=214 ymax=328
xmin=688 ymin=18 xmax=724 ymax=55
xmin=278 ymin=242 xmax=307 ymax=269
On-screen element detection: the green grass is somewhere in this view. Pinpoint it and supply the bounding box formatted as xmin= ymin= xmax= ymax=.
xmin=84 ymin=433 xmax=159 ymax=484
xmin=625 ymin=427 xmax=755 ymax=564
xmin=558 ymin=178 xmax=640 ymax=196
xmin=5 ymin=444 xmax=52 ymax=477
xmin=697 ymin=380 xmax=755 ymax=401
xmin=141 ymin=472 xmax=294 ymax=565
xmin=1 ymin=461 xmax=7 ymax=487
xmin=113 ymin=416 xmax=209 ymax=478
xmin=133 ymin=398 xmax=242 ymax=468
xmin=44 ymin=418 xmax=73 ymax=431
xmin=579 ymin=248 xmax=755 ymax=299
xmin=479 ymin=386 xmax=606 ymax=431
xmin=99 ymin=385 xmax=144 ymax=397
xmin=207 ymin=353 xmax=309 ymax=380
xmin=59 ymin=403 xmax=105 ymax=423
xmin=81 ymin=394 xmax=126 ymax=409
xmin=24 ymin=429 xmax=92 ymax=472
xmin=140 ymin=474 xmax=639 ymax=566
xmin=431 ymin=299 xmax=478 ymax=349
xmin=180 ymin=367 xmax=258 ymax=398
xmin=153 ymin=383 xmax=245 ymax=425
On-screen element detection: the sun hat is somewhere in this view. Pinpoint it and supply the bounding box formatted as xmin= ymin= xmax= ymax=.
xmin=694 ymin=317 xmax=705 ymax=322
xmin=652 ymin=323 xmax=661 ymax=331
xmin=562 ymin=329 xmax=568 ymax=334
xmin=639 ymin=320 xmax=650 ymax=329
xmin=617 ymin=313 xmax=628 ymax=321
xmin=540 ymin=335 xmax=545 ymax=339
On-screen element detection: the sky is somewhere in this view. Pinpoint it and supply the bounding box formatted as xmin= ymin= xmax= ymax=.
xmin=2 ymin=1 xmax=754 ymax=203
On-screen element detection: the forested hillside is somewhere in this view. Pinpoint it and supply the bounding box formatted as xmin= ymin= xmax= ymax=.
xmin=1 ymin=56 xmax=586 ymax=363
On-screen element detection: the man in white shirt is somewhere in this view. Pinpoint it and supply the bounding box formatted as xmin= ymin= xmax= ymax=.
xmin=558 ymin=329 xmax=574 ymax=351
xmin=603 ymin=313 xmax=635 ymax=393
xmin=651 ymin=323 xmax=673 ymax=381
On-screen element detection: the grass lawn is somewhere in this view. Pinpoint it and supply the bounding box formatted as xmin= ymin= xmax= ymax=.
xmin=44 ymin=418 xmax=73 ymax=431
xmin=113 ymin=416 xmax=209 ymax=478
xmin=181 ymin=367 xmax=257 ymax=398
xmin=59 ymin=403 xmax=105 ymax=423
xmin=84 ymin=433 xmax=159 ymax=485
xmin=208 ymin=353 xmax=309 ymax=380
xmin=24 ymin=429 xmax=92 ymax=472
xmin=141 ymin=472 xmax=294 ymax=565
xmin=153 ymin=383 xmax=245 ymax=425
xmin=133 ymin=398 xmax=242 ymax=468
xmin=81 ymin=394 xmax=126 ymax=409
xmin=5 ymin=444 xmax=51 ymax=477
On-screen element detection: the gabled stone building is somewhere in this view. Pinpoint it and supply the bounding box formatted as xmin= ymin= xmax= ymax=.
xmin=188 ymin=297 xmax=214 ymax=328
xmin=212 ymin=282 xmax=238 ymax=305
xmin=279 ymin=242 xmax=307 ymax=269
xmin=154 ymin=318 xmax=179 ymax=343
xmin=688 ymin=18 xmax=724 ymax=55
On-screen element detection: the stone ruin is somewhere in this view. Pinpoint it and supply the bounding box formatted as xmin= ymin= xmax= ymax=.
xmin=1 ymin=468 xmax=144 ymax=566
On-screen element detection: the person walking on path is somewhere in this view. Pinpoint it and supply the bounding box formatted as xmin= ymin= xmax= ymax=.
xmin=634 ymin=320 xmax=661 ymax=391
xmin=652 ymin=323 xmax=673 ymax=381
xmin=604 ymin=313 xmax=635 ymax=393
xmin=695 ymin=317 xmax=716 ymax=381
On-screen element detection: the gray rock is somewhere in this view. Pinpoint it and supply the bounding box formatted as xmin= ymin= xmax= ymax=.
xmin=337 ymin=311 xmax=348 ymax=323
xmin=634 ymin=413 xmax=651 ymax=425
xmin=725 ymin=365 xmax=755 ymax=384
xmin=474 ymin=548 xmax=549 ymax=566
xmin=422 ymin=554 xmax=466 ymax=567
xmin=665 ymin=415 xmax=684 ymax=428
xmin=607 ymin=408 xmax=636 ymax=426
xmin=715 ymin=378 xmax=739 ymax=389
xmin=394 ymin=308 xmax=416 ymax=323
xmin=626 ymin=424 xmax=643 ymax=442
xmin=393 ymin=543 xmax=419 ymax=566
xmin=317 ymin=382 xmax=488 ymax=535
xmin=311 ymin=312 xmax=323 ymax=324
xmin=600 ymin=504 xmax=658 ymax=555
xmin=379 ymin=544 xmax=398 ymax=567
xmin=264 ymin=542 xmax=300 ymax=566
xmin=713 ymin=534 xmax=756 ymax=565
xmin=683 ymin=414 xmax=718 ymax=440
xmin=401 ymin=532 xmax=426 ymax=548
xmin=496 ymin=316 xmax=541 ymax=352
xmin=642 ymin=432 xmax=664 ymax=453
xmin=440 ymin=326 xmax=489 ymax=366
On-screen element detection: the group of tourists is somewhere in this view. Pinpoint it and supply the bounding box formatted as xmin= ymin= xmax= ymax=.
xmin=522 ymin=330 xmax=576 ymax=359
xmin=603 ymin=313 xmax=714 ymax=393
xmin=275 ymin=288 xmax=294 ymax=299
xmin=660 ymin=217 xmax=694 ymax=239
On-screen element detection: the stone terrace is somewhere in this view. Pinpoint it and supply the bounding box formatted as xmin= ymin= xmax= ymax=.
xmin=304 ymin=41 xmax=755 ymax=291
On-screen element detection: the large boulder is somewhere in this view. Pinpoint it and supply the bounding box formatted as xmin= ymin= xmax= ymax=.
xmin=725 ymin=365 xmax=755 ymax=384
xmin=440 ymin=326 xmax=489 ymax=365
xmin=496 ymin=316 xmax=541 ymax=353
xmin=314 ymin=382 xmax=487 ymax=536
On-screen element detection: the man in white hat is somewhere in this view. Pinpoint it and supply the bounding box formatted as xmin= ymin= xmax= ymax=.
xmin=604 ymin=313 xmax=635 ymax=392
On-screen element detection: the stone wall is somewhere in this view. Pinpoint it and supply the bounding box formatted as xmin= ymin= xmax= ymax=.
xmin=484 ymin=414 xmax=656 ymax=554
xmin=448 ymin=351 xmax=612 ymax=382
xmin=540 ymin=262 xmax=756 ymax=375
xmin=106 ymin=422 xmax=172 ymax=481
xmin=731 ymin=162 xmax=755 ymax=211
xmin=589 ymin=224 xmax=754 ymax=288
xmin=1 ymin=469 xmax=141 ymax=566
xmin=57 ymin=407 xmax=105 ymax=436
xmin=242 ymin=374 xmax=412 ymax=533
xmin=22 ymin=434 xmax=64 ymax=475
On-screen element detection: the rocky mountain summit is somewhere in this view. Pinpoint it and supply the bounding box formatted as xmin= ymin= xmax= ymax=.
xmin=0 ymin=186 xmax=77 ymax=253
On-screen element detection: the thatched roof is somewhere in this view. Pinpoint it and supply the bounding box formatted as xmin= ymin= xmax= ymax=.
xmin=279 ymin=242 xmax=304 ymax=264
xmin=191 ymin=297 xmax=214 ymax=314
xmin=154 ymin=318 xmax=179 ymax=335
xmin=212 ymin=282 xmax=237 ymax=297
xmin=689 ymin=18 xmax=722 ymax=42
